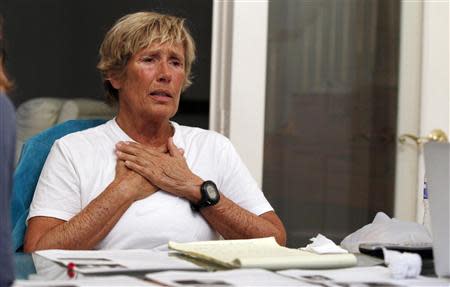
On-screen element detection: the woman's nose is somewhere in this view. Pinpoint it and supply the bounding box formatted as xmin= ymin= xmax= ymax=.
xmin=157 ymin=61 xmax=172 ymax=83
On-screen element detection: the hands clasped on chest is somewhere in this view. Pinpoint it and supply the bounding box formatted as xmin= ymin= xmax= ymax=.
xmin=115 ymin=137 xmax=203 ymax=203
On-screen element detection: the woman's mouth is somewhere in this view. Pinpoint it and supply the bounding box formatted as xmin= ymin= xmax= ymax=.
xmin=150 ymin=91 xmax=171 ymax=97
xmin=149 ymin=90 xmax=173 ymax=102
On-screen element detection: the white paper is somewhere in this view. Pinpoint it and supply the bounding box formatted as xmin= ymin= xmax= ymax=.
xmin=278 ymin=266 xmax=450 ymax=287
xmin=147 ymin=269 xmax=314 ymax=286
xmin=31 ymin=253 xmax=74 ymax=280
xmin=300 ymin=234 xmax=348 ymax=254
xmin=35 ymin=249 xmax=202 ymax=274
xmin=12 ymin=275 xmax=156 ymax=287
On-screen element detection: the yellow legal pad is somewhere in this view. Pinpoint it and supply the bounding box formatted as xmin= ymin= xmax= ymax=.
xmin=169 ymin=237 xmax=357 ymax=270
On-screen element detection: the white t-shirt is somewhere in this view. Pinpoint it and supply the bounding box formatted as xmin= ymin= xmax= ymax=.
xmin=28 ymin=119 xmax=273 ymax=249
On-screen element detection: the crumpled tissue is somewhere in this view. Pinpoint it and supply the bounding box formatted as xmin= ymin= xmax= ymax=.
xmin=301 ymin=234 xmax=348 ymax=254
xmin=383 ymin=248 xmax=422 ymax=279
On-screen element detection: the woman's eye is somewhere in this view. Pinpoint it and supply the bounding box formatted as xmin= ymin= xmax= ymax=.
xmin=171 ymin=60 xmax=183 ymax=67
xmin=142 ymin=57 xmax=155 ymax=63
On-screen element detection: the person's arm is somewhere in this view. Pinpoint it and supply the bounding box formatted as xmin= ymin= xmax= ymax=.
xmin=115 ymin=139 xmax=287 ymax=246
xmin=0 ymin=95 xmax=16 ymax=286
xmin=24 ymin=160 xmax=157 ymax=252
xmin=199 ymin=195 xmax=286 ymax=245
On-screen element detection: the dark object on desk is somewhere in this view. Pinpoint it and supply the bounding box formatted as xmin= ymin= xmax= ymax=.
xmin=0 ymin=94 xmax=16 ymax=287
xmin=359 ymin=244 xmax=436 ymax=277
xmin=359 ymin=243 xmax=434 ymax=260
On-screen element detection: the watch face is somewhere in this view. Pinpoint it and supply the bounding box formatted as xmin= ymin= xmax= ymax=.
xmin=198 ymin=181 xmax=220 ymax=209
xmin=206 ymin=184 xmax=218 ymax=200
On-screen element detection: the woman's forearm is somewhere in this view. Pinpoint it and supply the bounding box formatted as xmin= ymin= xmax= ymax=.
xmin=25 ymin=180 xmax=133 ymax=252
xmin=200 ymin=194 xmax=287 ymax=246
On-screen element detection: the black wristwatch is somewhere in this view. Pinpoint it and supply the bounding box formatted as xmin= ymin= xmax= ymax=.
xmin=190 ymin=180 xmax=220 ymax=212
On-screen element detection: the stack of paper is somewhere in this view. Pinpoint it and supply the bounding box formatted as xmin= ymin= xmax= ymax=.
xmin=36 ymin=249 xmax=202 ymax=274
xmin=13 ymin=275 xmax=156 ymax=287
xmin=278 ymin=266 xmax=450 ymax=286
xmin=168 ymin=237 xmax=357 ymax=270
xmin=146 ymin=269 xmax=308 ymax=286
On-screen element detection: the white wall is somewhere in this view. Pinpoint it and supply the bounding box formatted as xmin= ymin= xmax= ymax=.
xmin=210 ymin=0 xmax=269 ymax=186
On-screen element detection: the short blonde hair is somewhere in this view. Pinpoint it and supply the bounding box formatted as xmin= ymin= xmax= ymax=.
xmin=97 ymin=11 xmax=196 ymax=103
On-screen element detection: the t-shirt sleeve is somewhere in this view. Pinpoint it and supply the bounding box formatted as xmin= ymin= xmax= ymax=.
xmin=28 ymin=140 xmax=81 ymax=222
xmin=216 ymin=136 xmax=273 ymax=216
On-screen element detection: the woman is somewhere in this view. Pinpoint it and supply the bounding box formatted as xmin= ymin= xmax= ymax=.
xmin=24 ymin=11 xmax=286 ymax=252
xmin=0 ymin=15 xmax=15 ymax=287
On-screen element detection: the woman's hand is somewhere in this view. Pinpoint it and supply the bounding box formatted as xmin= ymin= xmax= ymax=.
xmin=115 ymin=138 xmax=203 ymax=201
xmin=115 ymin=159 xmax=158 ymax=201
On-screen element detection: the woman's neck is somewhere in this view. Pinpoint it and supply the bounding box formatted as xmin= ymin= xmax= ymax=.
xmin=115 ymin=113 xmax=174 ymax=148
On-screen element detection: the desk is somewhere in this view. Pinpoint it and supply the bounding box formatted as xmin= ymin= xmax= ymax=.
xmin=13 ymin=253 xmax=448 ymax=287
xmin=12 ymin=252 xmax=374 ymax=280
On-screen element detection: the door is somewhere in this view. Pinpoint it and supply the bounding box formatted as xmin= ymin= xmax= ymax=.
xmin=262 ymin=0 xmax=400 ymax=246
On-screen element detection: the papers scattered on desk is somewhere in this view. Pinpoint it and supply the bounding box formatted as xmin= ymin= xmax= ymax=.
xmin=146 ymin=269 xmax=311 ymax=286
xmin=13 ymin=275 xmax=156 ymax=286
xmin=35 ymin=249 xmax=202 ymax=274
xmin=278 ymin=266 xmax=450 ymax=286
xmin=168 ymin=237 xmax=357 ymax=270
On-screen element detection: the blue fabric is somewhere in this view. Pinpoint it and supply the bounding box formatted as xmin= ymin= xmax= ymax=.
xmin=0 ymin=94 xmax=16 ymax=287
xmin=11 ymin=119 xmax=107 ymax=252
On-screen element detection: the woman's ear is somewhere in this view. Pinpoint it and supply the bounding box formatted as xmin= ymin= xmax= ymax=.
xmin=107 ymin=73 xmax=122 ymax=90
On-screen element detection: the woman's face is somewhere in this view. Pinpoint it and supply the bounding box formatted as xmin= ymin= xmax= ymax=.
xmin=112 ymin=42 xmax=186 ymax=122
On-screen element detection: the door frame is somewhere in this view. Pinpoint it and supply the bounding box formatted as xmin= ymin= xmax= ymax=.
xmin=396 ymin=0 xmax=449 ymax=222
xmin=394 ymin=1 xmax=423 ymax=221
xmin=209 ymin=0 xmax=269 ymax=187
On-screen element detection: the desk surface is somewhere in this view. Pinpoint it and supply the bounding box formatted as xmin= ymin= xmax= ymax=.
xmin=12 ymin=252 xmax=378 ymax=279
xmin=13 ymin=252 xmax=443 ymax=286
xmin=14 ymin=252 xmax=158 ymax=286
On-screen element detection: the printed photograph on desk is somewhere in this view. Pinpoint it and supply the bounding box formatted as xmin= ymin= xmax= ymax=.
xmin=57 ymin=257 xmax=114 ymax=264
xmin=16 ymin=285 xmax=78 ymax=287
xmin=74 ymin=263 xmax=125 ymax=272
xmin=56 ymin=256 xmax=126 ymax=271
xmin=147 ymin=269 xmax=303 ymax=286
xmin=338 ymin=284 xmax=401 ymax=287
xmin=298 ymin=275 xmax=402 ymax=287
xmin=332 ymin=282 xmax=400 ymax=287
xmin=175 ymin=279 xmax=232 ymax=286
xmin=57 ymin=257 xmax=110 ymax=261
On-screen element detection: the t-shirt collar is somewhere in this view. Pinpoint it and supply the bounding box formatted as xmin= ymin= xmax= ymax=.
xmin=109 ymin=117 xmax=182 ymax=149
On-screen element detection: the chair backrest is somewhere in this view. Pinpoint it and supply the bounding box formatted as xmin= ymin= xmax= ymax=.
xmin=11 ymin=119 xmax=107 ymax=251
xmin=15 ymin=97 xmax=116 ymax=164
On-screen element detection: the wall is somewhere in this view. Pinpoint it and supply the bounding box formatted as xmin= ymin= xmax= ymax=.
xmin=1 ymin=0 xmax=212 ymax=128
